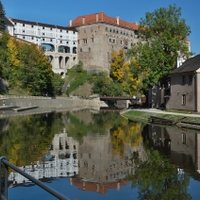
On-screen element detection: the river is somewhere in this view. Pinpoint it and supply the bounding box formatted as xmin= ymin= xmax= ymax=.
xmin=0 ymin=109 xmax=200 ymax=200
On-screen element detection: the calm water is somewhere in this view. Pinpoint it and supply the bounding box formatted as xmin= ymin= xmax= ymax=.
xmin=0 ymin=109 xmax=200 ymax=200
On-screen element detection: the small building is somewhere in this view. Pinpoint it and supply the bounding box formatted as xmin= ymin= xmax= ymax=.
xmin=166 ymin=54 xmax=200 ymax=112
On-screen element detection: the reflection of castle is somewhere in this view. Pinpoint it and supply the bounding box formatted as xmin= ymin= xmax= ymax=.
xmin=8 ymin=127 xmax=145 ymax=194
xmin=70 ymin=133 xmax=145 ymax=193
xmin=146 ymin=125 xmax=200 ymax=178
xmin=8 ymin=129 xmax=79 ymax=184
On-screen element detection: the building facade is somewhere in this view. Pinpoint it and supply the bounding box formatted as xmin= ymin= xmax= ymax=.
xmin=69 ymin=12 xmax=139 ymax=73
xmin=166 ymin=54 xmax=200 ymax=112
xmin=7 ymin=18 xmax=78 ymax=75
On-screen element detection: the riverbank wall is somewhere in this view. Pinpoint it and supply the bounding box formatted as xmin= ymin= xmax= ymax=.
xmin=0 ymin=95 xmax=108 ymax=110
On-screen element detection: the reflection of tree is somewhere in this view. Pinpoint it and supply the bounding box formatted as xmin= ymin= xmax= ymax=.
xmin=128 ymin=146 xmax=192 ymax=200
xmin=0 ymin=113 xmax=64 ymax=166
xmin=111 ymin=122 xmax=143 ymax=157
xmin=65 ymin=111 xmax=125 ymax=143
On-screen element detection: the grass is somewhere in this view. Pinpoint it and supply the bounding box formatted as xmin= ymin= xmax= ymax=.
xmin=122 ymin=110 xmax=200 ymax=124
xmin=65 ymin=68 xmax=94 ymax=97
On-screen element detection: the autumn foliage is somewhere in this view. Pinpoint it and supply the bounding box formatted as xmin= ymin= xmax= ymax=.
xmin=0 ymin=33 xmax=64 ymax=95
xmin=110 ymin=50 xmax=147 ymax=95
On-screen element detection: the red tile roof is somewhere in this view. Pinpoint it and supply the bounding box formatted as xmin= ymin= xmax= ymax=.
xmin=71 ymin=177 xmax=128 ymax=194
xmin=70 ymin=12 xmax=139 ymax=30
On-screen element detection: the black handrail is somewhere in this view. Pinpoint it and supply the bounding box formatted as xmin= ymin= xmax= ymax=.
xmin=0 ymin=156 xmax=70 ymax=200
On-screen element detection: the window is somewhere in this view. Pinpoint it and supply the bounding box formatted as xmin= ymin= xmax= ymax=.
xmin=84 ymin=29 xmax=86 ymax=33
xmin=182 ymin=94 xmax=186 ymax=105
xmin=60 ymin=29 xmax=62 ymax=32
xmin=182 ymin=133 xmax=186 ymax=144
xmin=88 ymin=47 xmax=91 ymax=52
xmin=182 ymin=76 xmax=186 ymax=85
xmin=105 ymin=27 xmax=108 ymax=31
xmin=91 ymin=38 xmax=94 ymax=43
xmin=80 ymin=48 xmax=82 ymax=52
xmin=83 ymin=39 xmax=87 ymax=43
xmin=189 ymin=75 xmax=192 ymax=85
xmin=91 ymin=28 xmax=93 ymax=32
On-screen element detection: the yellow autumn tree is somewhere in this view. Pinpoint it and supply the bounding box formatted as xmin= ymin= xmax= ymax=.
xmin=110 ymin=50 xmax=148 ymax=96
xmin=7 ymin=37 xmax=22 ymax=67
xmin=110 ymin=50 xmax=126 ymax=82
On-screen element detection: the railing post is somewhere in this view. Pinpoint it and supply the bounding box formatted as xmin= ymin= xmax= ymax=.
xmin=0 ymin=156 xmax=8 ymax=200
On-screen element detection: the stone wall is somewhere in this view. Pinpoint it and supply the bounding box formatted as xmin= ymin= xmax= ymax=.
xmin=77 ymin=23 xmax=138 ymax=73
xmin=0 ymin=96 xmax=107 ymax=110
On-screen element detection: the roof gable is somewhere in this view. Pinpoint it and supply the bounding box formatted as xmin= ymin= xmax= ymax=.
xmin=170 ymin=54 xmax=200 ymax=75
xmin=70 ymin=12 xmax=139 ymax=30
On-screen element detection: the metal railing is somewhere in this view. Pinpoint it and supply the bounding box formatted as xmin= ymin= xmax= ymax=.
xmin=0 ymin=156 xmax=70 ymax=200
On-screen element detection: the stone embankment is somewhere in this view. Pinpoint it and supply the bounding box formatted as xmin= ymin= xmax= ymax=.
xmin=0 ymin=95 xmax=107 ymax=111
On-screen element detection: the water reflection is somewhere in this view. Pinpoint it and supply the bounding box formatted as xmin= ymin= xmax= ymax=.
xmin=0 ymin=110 xmax=199 ymax=199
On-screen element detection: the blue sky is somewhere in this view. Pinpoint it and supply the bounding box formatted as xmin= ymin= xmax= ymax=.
xmin=1 ymin=0 xmax=200 ymax=55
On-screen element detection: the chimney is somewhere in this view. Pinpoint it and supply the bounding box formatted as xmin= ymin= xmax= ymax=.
xmin=69 ymin=19 xmax=72 ymax=27
xmin=96 ymin=13 xmax=99 ymax=22
xmin=116 ymin=16 xmax=120 ymax=25
xmin=82 ymin=17 xmax=85 ymax=25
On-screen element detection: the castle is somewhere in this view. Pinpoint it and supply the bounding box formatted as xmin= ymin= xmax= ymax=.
xmin=5 ymin=12 xmax=140 ymax=74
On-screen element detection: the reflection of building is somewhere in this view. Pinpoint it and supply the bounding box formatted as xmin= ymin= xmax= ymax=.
xmin=146 ymin=125 xmax=200 ymax=179
xmin=8 ymin=129 xmax=78 ymax=185
xmin=71 ymin=133 xmax=145 ymax=193
xmin=8 ymin=125 xmax=146 ymax=194
xmin=71 ymin=177 xmax=128 ymax=194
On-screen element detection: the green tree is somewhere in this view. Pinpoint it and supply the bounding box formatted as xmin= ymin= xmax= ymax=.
xmin=92 ymin=72 xmax=123 ymax=96
xmin=0 ymin=32 xmax=10 ymax=77
xmin=51 ymin=73 xmax=64 ymax=95
xmin=126 ymin=4 xmax=192 ymax=90
xmin=0 ymin=1 xmax=6 ymax=32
